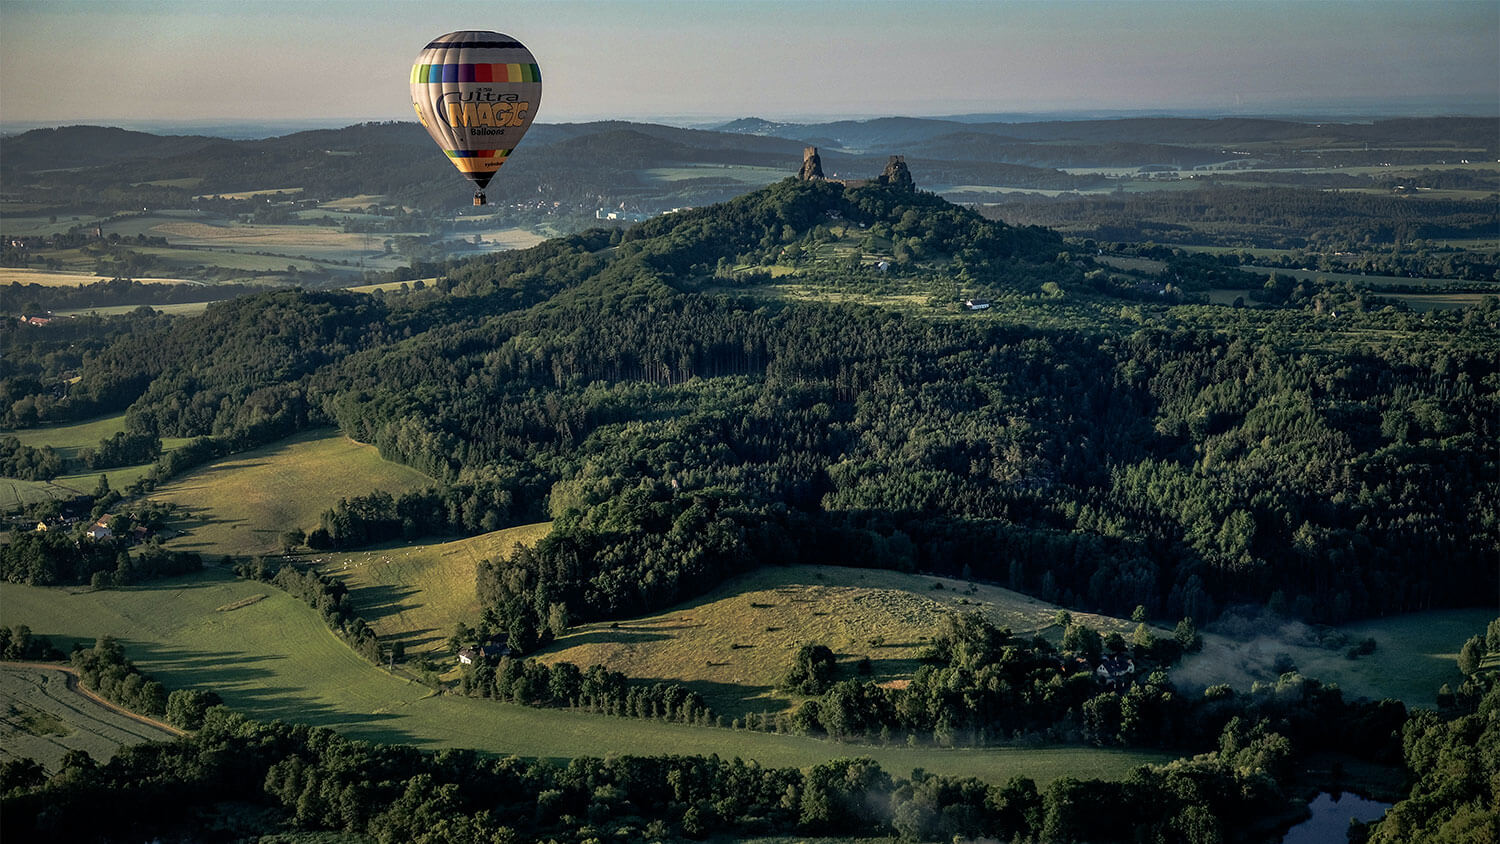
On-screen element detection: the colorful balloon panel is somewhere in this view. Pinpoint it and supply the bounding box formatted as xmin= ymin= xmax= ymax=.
xmin=410 ymin=31 xmax=542 ymax=193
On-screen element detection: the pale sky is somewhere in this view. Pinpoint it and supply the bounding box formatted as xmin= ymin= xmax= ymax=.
xmin=1 ymin=0 xmax=1496 ymax=127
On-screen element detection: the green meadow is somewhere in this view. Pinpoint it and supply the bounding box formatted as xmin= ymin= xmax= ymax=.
xmin=316 ymin=522 xmax=554 ymax=658
xmin=0 ymin=414 xmax=195 ymax=511
xmin=538 ymin=564 xmax=1159 ymax=720
xmin=152 ymin=429 xmax=434 ymax=557
xmin=1174 ymin=609 xmax=1496 ymax=707
xmin=0 ymin=665 xmax=179 ymax=771
xmin=0 ymin=571 xmax=1170 ymax=782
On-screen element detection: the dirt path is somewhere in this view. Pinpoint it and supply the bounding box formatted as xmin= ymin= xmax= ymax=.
xmin=0 ymin=661 xmax=185 ymax=737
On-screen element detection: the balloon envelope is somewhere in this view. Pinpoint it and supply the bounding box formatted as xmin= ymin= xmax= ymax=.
xmin=410 ymin=31 xmax=541 ymax=195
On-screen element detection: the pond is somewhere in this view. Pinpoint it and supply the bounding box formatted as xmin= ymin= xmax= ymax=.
xmin=1281 ymin=791 xmax=1392 ymax=844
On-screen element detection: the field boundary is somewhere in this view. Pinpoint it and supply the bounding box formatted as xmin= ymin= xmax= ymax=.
xmin=0 ymin=661 xmax=184 ymax=738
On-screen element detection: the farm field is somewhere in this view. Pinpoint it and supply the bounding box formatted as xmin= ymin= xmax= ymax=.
xmin=316 ymin=521 xmax=554 ymax=658
xmin=0 ymin=267 xmax=206 ymax=287
xmin=0 ymin=466 xmax=155 ymax=511
xmin=540 ymin=564 xmax=1163 ymax=719
xmin=1173 ymin=608 xmax=1496 ymax=707
xmin=0 ymin=664 xmax=180 ymax=771
xmin=644 ymin=164 xmax=786 ymax=185
xmin=54 ymin=301 xmax=214 ymax=317
xmin=0 ymin=572 xmax=1172 ymax=782
xmin=0 ymin=414 xmax=197 ymax=510
xmin=1203 ymin=287 xmax=1491 ymax=312
xmin=152 ymin=428 xmax=434 ymax=557
xmin=5 ymin=413 xmax=166 ymax=456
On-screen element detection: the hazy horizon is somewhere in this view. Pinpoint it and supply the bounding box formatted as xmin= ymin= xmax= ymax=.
xmin=2 ymin=0 xmax=1495 ymax=133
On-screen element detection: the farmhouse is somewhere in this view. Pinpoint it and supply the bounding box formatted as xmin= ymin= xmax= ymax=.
xmin=1096 ymin=653 xmax=1135 ymax=690
xmin=458 ymin=639 xmax=514 ymax=665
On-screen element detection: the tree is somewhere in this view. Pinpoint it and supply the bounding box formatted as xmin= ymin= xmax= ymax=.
xmin=166 ymin=688 xmax=223 ymax=730
xmin=0 ymin=757 xmax=45 ymax=795
xmin=783 ymin=644 xmax=838 ymax=695
xmin=1456 ymin=635 xmax=1485 ymax=676
xmin=1173 ymin=617 xmax=1201 ymax=653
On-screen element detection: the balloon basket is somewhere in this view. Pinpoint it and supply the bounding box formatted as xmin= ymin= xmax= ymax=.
xmin=473 ymin=192 xmax=486 ymax=206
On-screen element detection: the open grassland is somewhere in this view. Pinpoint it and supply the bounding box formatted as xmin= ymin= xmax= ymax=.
xmin=644 ymin=165 xmax=786 ymax=185
xmin=1 ymin=214 xmax=112 ymax=237
xmin=6 ymin=413 xmax=144 ymax=455
xmin=0 ymin=267 xmax=205 ymax=287
xmin=1174 ymin=609 xmax=1496 ymax=707
xmin=450 ymin=226 xmax=549 ymax=252
xmin=54 ymin=302 xmax=214 ymax=317
xmin=1202 ymin=289 xmax=1492 ymax=312
xmin=0 ymin=466 xmax=157 ymax=511
xmin=316 ymin=522 xmax=554 ymax=657
xmin=0 ymin=414 xmax=196 ymax=511
xmin=0 ymin=571 xmax=1171 ymax=781
xmin=152 ymin=429 xmax=433 ymax=557
xmin=346 ymin=278 xmax=439 ymax=294
xmin=540 ymin=565 xmax=1156 ymax=719
xmin=317 ymin=195 xmax=388 ymax=210
xmin=0 ymin=664 xmax=180 ymax=771
xmin=1376 ymin=292 xmax=1492 ymax=312
xmin=151 ymin=221 xmax=375 ymax=258
xmin=192 ymin=188 xmax=303 ymax=200
xmin=4 ymin=412 xmax=194 ymax=459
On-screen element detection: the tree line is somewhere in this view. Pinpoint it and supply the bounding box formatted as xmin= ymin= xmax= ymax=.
xmin=0 ymin=702 xmax=1320 ymax=844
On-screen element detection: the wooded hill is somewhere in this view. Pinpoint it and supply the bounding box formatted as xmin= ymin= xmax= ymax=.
xmin=4 ymin=170 xmax=1494 ymax=649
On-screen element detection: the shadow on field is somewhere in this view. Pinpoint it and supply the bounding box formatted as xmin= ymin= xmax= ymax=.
xmin=121 ymin=640 xmax=421 ymax=744
xmin=676 ymin=677 xmax=780 ymax=721
xmin=344 ymin=583 xmax=422 ymax=623
xmin=391 ymin=627 xmax=444 ymax=653
xmin=554 ymin=628 xmax=675 ymax=648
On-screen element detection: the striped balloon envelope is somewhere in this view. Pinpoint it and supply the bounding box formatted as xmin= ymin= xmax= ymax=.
xmin=410 ymin=31 xmax=542 ymax=205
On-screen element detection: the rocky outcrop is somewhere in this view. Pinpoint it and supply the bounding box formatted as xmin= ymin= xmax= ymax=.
xmin=877 ymin=155 xmax=914 ymax=190
xmin=798 ymin=146 xmax=824 ymax=180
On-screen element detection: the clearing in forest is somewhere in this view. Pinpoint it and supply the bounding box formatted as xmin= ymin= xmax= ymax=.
xmin=317 ymin=522 xmax=554 ymax=658
xmin=539 ymin=564 xmax=1151 ymax=719
xmin=152 ymin=429 xmax=433 ymax=557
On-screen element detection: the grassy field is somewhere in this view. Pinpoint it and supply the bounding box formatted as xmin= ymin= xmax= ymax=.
xmin=53 ymin=302 xmax=215 ymax=317
xmin=0 ymin=466 xmax=161 ymax=511
xmin=540 ymin=565 xmax=1159 ymax=719
xmin=644 ymin=165 xmax=786 ymax=185
xmin=0 ymin=414 xmax=197 ymax=511
xmin=152 ymin=429 xmax=434 ymax=557
xmin=315 ymin=522 xmax=554 ymax=657
xmin=192 ymin=188 xmax=303 ymax=200
xmin=1173 ymin=609 xmax=1496 ymax=707
xmin=317 ymin=195 xmax=388 ymax=210
xmin=0 ymin=664 xmax=180 ymax=771
xmin=5 ymin=413 xmax=143 ymax=456
xmin=0 ymin=268 xmax=206 ymax=287
xmin=0 ymin=571 xmax=1171 ymax=782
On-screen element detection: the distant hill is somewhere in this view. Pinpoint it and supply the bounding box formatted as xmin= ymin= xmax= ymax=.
xmin=713 ymin=114 xmax=1500 ymax=153
xmin=0 ymin=125 xmax=221 ymax=175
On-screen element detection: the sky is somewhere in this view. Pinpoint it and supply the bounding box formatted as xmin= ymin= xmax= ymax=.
xmin=1 ymin=0 xmax=1496 ymax=130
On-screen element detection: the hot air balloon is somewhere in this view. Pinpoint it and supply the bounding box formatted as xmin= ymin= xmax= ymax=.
xmin=410 ymin=31 xmax=542 ymax=206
